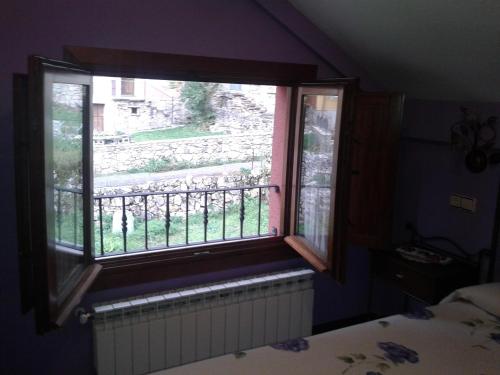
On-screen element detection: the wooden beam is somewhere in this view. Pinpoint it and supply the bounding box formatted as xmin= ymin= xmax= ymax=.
xmin=63 ymin=45 xmax=317 ymax=85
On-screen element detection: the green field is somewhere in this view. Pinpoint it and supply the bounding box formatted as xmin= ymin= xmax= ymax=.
xmin=130 ymin=126 xmax=224 ymax=142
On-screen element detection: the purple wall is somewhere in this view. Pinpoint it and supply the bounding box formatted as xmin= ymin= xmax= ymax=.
xmin=372 ymin=99 xmax=500 ymax=318
xmin=0 ymin=1 xmax=372 ymax=374
xmin=393 ymin=99 xmax=500 ymax=279
xmin=5 ymin=1 xmax=496 ymax=373
xmin=253 ymin=0 xmax=380 ymax=90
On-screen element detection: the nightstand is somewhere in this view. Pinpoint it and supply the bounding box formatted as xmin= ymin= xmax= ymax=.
xmin=370 ymin=249 xmax=478 ymax=305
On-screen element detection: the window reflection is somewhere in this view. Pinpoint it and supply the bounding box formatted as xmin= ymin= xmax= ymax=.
xmin=297 ymin=94 xmax=338 ymax=261
xmin=51 ymin=83 xmax=85 ymax=293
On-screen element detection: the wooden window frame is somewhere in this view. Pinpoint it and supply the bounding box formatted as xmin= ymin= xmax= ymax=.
xmin=61 ymin=46 xmax=324 ymax=291
xmin=18 ymin=57 xmax=103 ymax=333
xmin=284 ymin=81 xmax=357 ymax=281
xmin=16 ymin=46 xmax=360 ymax=333
xmin=17 ymin=46 xmax=321 ymax=295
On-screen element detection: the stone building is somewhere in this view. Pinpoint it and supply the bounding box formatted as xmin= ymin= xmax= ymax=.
xmin=91 ymin=77 xmax=276 ymax=136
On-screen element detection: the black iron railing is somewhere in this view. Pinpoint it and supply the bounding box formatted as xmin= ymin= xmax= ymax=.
xmin=55 ymin=185 xmax=279 ymax=257
xmin=54 ymin=186 xmax=84 ymax=250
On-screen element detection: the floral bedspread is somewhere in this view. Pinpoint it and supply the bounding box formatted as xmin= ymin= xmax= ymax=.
xmin=155 ymin=300 xmax=500 ymax=375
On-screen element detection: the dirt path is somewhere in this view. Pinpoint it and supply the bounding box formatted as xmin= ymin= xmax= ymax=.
xmin=94 ymin=161 xmax=256 ymax=188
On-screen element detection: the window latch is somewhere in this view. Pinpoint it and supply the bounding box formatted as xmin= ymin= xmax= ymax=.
xmin=193 ymin=250 xmax=211 ymax=256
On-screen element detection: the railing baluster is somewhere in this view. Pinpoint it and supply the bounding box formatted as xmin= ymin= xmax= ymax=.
xmin=165 ymin=193 xmax=170 ymax=247
xmin=144 ymin=195 xmax=148 ymax=250
xmin=73 ymin=191 xmax=77 ymax=246
xmin=240 ymin=189 xmax=245 ymax=238
xmin=203 ymin=191 xmax=208 ymax=242
xmin=122 ymin=196 xmax=127 ymax=252
xmin=57 ymin=188 xmax=62 ymax=243
xmin=185 ymin=192 xmax=189 ymax=244
xmin=98 ymin=198 xmax=104 ymax=256
xmin=222 ymin=190 xmax=226 ymax=240
xmin=52 ymin=183 xmax=280 ymax=257
xmin=257 ymin=187 xmax=262 ymax=236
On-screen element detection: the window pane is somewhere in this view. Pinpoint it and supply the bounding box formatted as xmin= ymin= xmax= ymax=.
xmin=92 ymin=77 xmax=280 ymax=256
xmin=93 ymin=103 xmax=104 ymax=132
xmin=121 ymin=78 xmax=134 ymax=96
xmin=296 ymin=94 xmax=339 ymax=262
xmin=51 ymin=82 xmax=85 ymax=294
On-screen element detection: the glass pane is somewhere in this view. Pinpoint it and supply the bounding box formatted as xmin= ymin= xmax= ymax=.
xmin=50 ymin=82 xmax=86 ymax=294
xmin=296 ymin=94 xmax=339 ymax=261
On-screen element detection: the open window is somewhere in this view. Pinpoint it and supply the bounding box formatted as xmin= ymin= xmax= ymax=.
xmin=20 ymin=57 xmax=102 ymax=333
xmin=285 ymin=83 xmax=355 ymax=278
xmin=15 ymin=47 xmax=401 ymax=333
xmin=91 ymin=77 xmax=280 ymax=256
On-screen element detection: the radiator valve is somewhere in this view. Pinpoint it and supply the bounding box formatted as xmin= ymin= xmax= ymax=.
xmin=75 ymin=307 xmax=93 ymax=325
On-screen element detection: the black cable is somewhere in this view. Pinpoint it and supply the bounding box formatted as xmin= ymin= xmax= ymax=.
xmin=404 ymin=222 xmax=472 ymax=258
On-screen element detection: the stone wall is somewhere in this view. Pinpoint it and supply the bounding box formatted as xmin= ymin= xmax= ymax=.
xmin=94 ymin=168 xmax=273 ymax=220
xmin=210 ymin=91 xmax=274 ymax=134
xmin=53 ymin=83 xmax=83 ymax=107
xmin=94 ymin=132 xmax=272 ymax=175
xmin=112 ymin=98 xmax=186 ymax=133
xmin=99 ymin=86 xmax=275 ymax=135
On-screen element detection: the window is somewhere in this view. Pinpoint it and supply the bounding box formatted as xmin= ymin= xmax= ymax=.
xmin=17 ymin=58 xmax=101 ymax=332
xmin=121 ymin=78 xmax=134 ymax=96
xmin=93 ymin=103 xmax=104 ymax=132
xmin=285 ymin=88 xmax=343 ymax=271
xmin=92 ymin=77 xmax=278 ymax=257
xmin=14 ymin=46 xmax=401 ymax=333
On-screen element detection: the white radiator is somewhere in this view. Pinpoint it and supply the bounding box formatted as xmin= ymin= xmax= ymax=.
xmin=92 ymin=269 xmax=315 ymax=375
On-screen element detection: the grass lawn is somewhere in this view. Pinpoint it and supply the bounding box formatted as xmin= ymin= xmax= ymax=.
xmin=124 ymin=156 xmax=262 ymax=174
xmin=130 ymin=125 xmax=224 ymax=142
xmin=95 ymin=197 xmax=270 ymax=255
xmin=56 ymin=195 xmax=271 ymax=256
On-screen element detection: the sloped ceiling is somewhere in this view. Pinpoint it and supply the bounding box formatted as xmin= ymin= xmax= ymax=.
xmin=288 ymin=0 xmax=500 ymax=102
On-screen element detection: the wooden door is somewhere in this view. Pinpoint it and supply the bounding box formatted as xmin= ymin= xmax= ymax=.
xmin=348 ymin=93 xmax=404 ymax=249
xmin=93 ymin=103 xmax=104 ymax=132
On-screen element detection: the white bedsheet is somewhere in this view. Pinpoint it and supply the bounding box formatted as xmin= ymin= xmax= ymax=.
xmin=152 ymin=300 xmax=500 ymax=375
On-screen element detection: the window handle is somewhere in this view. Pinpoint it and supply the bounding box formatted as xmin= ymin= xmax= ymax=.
xmin=193 ymin=250 xmax=211 ymax=256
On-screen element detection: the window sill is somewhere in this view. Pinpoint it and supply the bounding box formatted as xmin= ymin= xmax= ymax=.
xmin=92 ymin=236 xmax=299 ymax=290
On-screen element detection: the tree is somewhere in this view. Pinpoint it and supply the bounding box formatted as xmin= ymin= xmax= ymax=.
xmin=180 ymin=82 xmax=219 ymax=129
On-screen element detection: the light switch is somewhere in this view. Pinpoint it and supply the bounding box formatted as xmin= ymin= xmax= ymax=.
xmin=450 ymin=194 xmax=476 ymax=212
xmin=449 ymin=195 xmax=461 ymax=208
xmin=460 ymin=196 xmax=476 ymax=212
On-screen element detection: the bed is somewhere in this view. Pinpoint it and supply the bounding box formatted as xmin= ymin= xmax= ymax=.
xmin=152 ymin=283 xmax=500 ymax=375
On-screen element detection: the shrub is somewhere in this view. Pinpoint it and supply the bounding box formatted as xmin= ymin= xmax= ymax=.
xmin=180 ymin=82 xmax=219 ymax=130
xmin=239 ymin=167 xmax=252 ymax=175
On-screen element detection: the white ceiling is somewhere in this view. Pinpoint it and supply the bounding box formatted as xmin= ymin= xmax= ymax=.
xmin=289 ymin=0 xmax=500 ymax=102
